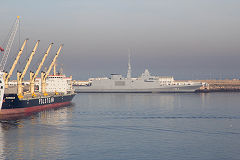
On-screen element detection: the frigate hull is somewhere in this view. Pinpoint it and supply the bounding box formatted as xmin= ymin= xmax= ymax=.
xmin=74 ymin=83 xmax=202 ymax=93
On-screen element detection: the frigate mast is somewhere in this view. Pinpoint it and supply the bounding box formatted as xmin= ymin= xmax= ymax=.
xmin=127 ymin=53 xmax=131 ymax=79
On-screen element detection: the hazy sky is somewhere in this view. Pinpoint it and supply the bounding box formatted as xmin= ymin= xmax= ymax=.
xmin=1 ymin=0 xmax=240 ymax=80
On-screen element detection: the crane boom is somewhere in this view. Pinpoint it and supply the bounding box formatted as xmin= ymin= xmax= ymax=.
xmin=53 ymin=62 xmax=57 ymax=75
xmin=30 ymin=43 xmax=53 ymax=95
xmin=45 ymin=44 xmax=63 ymax=78
xmin=41 ymin=44 xmax=63 ymax=95
xmin=20 ymin=40 xmax=40 ymax=79
xmin=0 ymin=16 xmax=20 ymax=71
xmin=34 ymin=43 xmax=53 ymax=79
xmin=17 ymin=40 xmax=39 ymax=98
xmin=4 ymin=39 xmax=28 ymax=88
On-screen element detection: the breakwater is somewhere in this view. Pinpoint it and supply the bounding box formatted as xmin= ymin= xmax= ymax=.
xmin=193 ymin=79 xmax=240 ymax=92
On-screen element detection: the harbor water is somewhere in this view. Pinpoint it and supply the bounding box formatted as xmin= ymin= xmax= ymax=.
xmin=0 ymin=93 xmax=240 ymax=160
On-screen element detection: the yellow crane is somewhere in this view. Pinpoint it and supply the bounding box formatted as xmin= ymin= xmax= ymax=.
xmin=53 ymin=62 xmax=57 ymax=75
xmin=30 ymin=43 xmax=53 ymax=96
xmin=4 ymin=39 xmax=28 ymax=88
xmin=41 ymin=44 xmax=63 ymax=96
xmin=17 ymin=40 xmax=40 ymax=98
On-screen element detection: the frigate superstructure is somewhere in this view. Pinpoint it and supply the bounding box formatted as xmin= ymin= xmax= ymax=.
xmin=74 ymin=56 xmax=203 ymax=93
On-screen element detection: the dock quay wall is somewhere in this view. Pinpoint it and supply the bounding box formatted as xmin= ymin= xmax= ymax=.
xmin=191 ymin=79 xmax=240 ymax=92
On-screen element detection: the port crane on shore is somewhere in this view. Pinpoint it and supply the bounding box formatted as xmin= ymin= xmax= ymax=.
xmin=0 ymin=16 xmax=20 ymax=71
xmin=0 ymin=16 xmax=20 ymax=110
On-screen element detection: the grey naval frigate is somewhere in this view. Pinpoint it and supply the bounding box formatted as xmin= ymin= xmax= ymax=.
xmin=74 ymin=56 xmax=203 ymax=93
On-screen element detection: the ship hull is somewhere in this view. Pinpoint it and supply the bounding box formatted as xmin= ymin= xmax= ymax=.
xmin=74 ymin=84 xmax=202 ymax=93
xmin=0 ymin=94 xmax=75 ymax=115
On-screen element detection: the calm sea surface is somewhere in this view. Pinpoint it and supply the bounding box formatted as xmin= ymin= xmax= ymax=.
xmin=0 ymin=93 xmax=240 ymax=160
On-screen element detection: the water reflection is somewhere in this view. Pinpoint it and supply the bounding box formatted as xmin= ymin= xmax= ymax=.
xmin=0 ymin=104 xmax=74 ymax=159
xmin=0 ymin=123 xmax=5 ymax=160
xmin=79 ymin=93 xmax=210 ymax=115
xmin=37 ymin=104 xmax=74 ymax=126
xmin=83 ymin=93 xmax=176 ymax=108
xmin=0 ymin=93 xmax=240 ymax=159
xmin=77 ymin=93 xmax=240 ymax=120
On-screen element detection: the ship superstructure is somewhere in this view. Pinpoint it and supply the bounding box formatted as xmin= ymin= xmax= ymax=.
xmin=36 ymin=74 xmax=73 ymax=94
xmin=74 ymin=56 xmax=203 ymax=93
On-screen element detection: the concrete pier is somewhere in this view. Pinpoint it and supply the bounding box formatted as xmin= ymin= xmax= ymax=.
xmin=192 ymin=79 xmax=240 ymax=92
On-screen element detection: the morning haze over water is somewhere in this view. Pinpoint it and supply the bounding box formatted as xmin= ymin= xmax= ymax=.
xmin=1 ymin=0 xmax=240 ymax=80
xmin=1 ymin=0 xmax=240 ymax=160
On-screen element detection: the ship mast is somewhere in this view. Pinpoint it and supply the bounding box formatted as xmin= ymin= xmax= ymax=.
xmin=127 ymin=53 xmax=131 ymax=79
